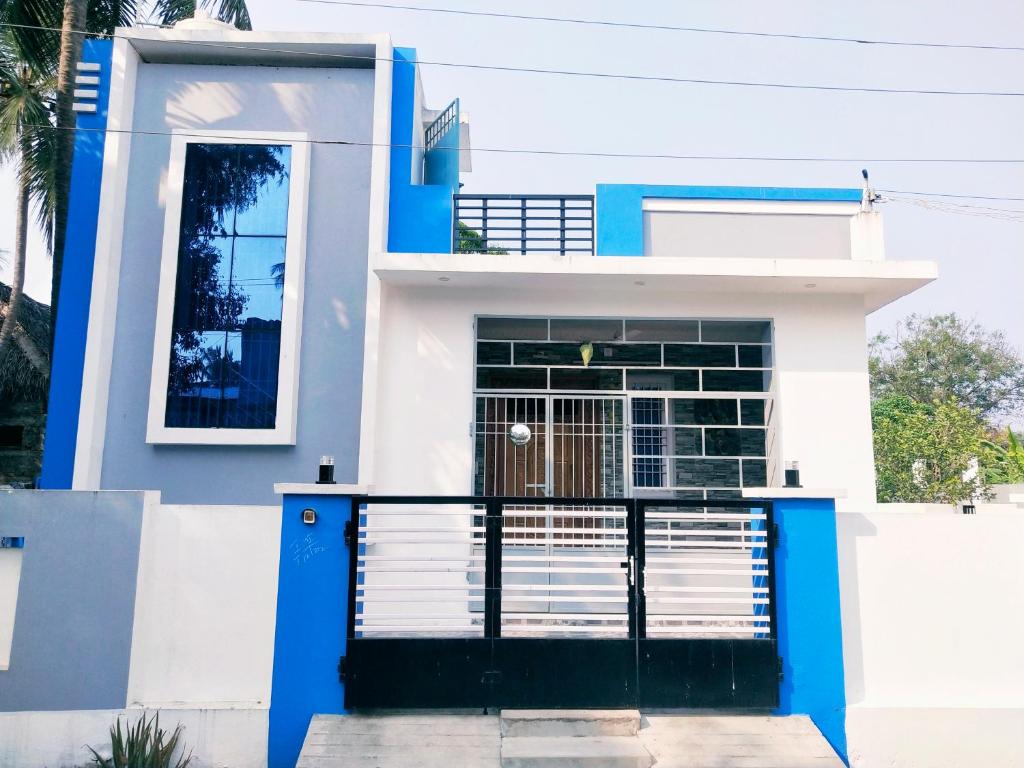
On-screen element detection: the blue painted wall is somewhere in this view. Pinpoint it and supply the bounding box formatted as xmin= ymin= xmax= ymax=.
xmin=423 ymin=99 xmax=460 ymax=188
xmin=773 ymin=497 xmax=848 ymax=764
xmin=0 ymin=489 xmax=145 ymax=711
xmin=595 ymin=184 xmax=862 ymax=256
xmin=268 ymin=494 xmax=353 ymax=768
xmin=40 ymin=39 xmax=113 ymax=488
xmin=386 ymin=48 xmax=457 ymax=253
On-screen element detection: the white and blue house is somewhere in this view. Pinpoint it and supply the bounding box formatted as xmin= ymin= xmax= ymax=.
xmin=8 ymin=16 xmax=1019 ymax=768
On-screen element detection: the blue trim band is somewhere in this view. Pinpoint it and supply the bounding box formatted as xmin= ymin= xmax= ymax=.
xmin=595 ymin=184 xmax=862 ymax=256
xmin=268 ymin=495 xmax=352 ymax=768
xmin=773 ymin=497 xmax=848 ymax=764
xmin=39 ymin=38 xmax=113 ymax=489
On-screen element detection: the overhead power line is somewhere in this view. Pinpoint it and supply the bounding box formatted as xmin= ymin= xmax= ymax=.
xmin=3 ymin=21 xmax=1024 ymax=97
xmin=27 ymin=123 xmax=1024 ymax=164
xmin=297 ymin=0 xmax=1024 ymax=54
xmin=877 ymin=188 xmax=1024 ymax=202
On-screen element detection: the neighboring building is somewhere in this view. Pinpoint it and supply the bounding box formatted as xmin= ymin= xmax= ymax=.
xmin=0 ymin=284 xmax=49 ymax=487
xmin=4 ymin=17 xmax=1020 ymax=768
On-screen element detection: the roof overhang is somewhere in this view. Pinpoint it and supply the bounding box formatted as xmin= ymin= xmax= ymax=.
xmin=374 ymin=253 xmax=937 ymax=313
xmin=118 ymin=28 xmax=389 ymax=68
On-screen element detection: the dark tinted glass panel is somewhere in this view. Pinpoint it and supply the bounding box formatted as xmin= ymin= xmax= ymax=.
xmin=663 ymin=344 xmax=736 ymax=367
xmin=742 ymin=459 xmax=768 ymax=486
xmin=624 ymin=319 xmax=699 ymax=342
xmin=477 ymin=341 xmax=511 ymax=365
xmin=704 ymin=428 xmax=741 ymax=456
xmin=705 ymin=428 xmax=766 ymax=456
xmin=477 ymin=317 xmax=548 ymax=340
xmin=592 ymin=343 xmax=661 ymax=366
xmin=476 ymin=367 xmax=547 ymax=389
xmin=740 ymin=399 xmax=766 ymax=426
xmin=672 ymin=459 xmax=740 ymax=488
xmin=627 ymin=369 xmax=699 ymax=392
xmin=738 ymin=345 xmax=772 ymax=368
xmin=701 ymin=320 xmax=771 ymax=343
xmin=703 ymin=370 xmax=770 ymax=392
xmin=550 ymin=318 xmax=623 ymax=341
xmin=671 ymin=427 xmax=702 ymax=456
xmin=165 ymin=143 xmax=290 ymax=430
xmin=514 ymin=342 xmax=583 ymax=366
xmin=671 ymin=399 xmax=737 ymax=425
xmin=549 ymin=368 xmax=623 ymax=391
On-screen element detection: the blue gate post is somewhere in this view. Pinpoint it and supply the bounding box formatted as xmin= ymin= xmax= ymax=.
xmin=268 ymin=492 xmax=355 ymax=768
xmin=771 ymin=496 xmax=849 ymax=765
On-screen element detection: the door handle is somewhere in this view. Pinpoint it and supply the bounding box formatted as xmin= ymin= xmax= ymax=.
xmin=620 ymin=556 xmax=635 ymax=586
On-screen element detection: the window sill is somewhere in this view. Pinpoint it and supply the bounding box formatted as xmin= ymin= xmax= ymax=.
xmin=146 ymin=426 xmax=296 ymax=446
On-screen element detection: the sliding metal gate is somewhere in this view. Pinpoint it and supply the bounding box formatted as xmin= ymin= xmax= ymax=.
xmin=343 ymin=495 xmax=778 ymax=710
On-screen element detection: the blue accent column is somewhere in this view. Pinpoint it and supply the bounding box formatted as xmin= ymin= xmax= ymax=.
xmin=772 ymin=497 xmax=848 ymax=764
xmin=39 ymin=38 xmax=114 ymax=488
xmin=386 ymin=48 xmax=457 ymax=253
xmin=268 ymin=494 xmax=353 ymax=768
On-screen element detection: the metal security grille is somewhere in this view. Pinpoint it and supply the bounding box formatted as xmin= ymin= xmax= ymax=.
xmin=344 ymin=495 xmax=779 ymax=710
xmin=455 ymin=195 xmax=596 ymax=254
xmin=640 ymin=503 xmax=771 ymax=638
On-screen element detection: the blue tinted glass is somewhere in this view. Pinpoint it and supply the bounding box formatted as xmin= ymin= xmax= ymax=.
xmin=165 ymin=143 xmax=291 ymax=430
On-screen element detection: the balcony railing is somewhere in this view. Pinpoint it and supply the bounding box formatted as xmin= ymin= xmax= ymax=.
xmin=454 ymin=194 xmax=595 ymax=255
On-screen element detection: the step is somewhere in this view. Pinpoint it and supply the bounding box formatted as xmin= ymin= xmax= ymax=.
xmin=501 ymin=710 xmax=641 ymax=738
xmin=298 ymin=714 xmax=501 ymax=768
xmin=501 ymin=736 xmax=654 ymax=768
xmin=638 ymin=715 xmax=846 ymax=768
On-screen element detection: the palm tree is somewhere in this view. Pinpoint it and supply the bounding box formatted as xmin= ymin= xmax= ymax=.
xmin=1 ymin=0 xmax=252 ymax=359
xmin=0 ymin=29 xmax=53 ymax=374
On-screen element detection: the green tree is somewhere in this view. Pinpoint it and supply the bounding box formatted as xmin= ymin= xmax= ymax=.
xmin=869 ymin=313 xmax=1024 ymax=419
xmin=872 ymin=395 xmax=990 ymax=503
xmin=0 ymin=0 xmax=253 ymax=360
xmin=982 ymin=427 xmax=1024 ymax=485
xmin=0 ymin=29 xmax=53 ymax=374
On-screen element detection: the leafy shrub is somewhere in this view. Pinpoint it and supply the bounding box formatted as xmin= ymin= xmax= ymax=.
xmin=85 ymin=713 xmax=192 ymax=768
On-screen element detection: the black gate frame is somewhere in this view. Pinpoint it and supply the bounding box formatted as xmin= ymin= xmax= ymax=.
xmin=343 ymin=496 xmax=778 ymax=710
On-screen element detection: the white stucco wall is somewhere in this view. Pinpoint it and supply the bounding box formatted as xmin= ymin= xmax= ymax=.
xmin=127 ymin=504 xmax=281 ymax=709
xmin=371 ymin=285 xmax=876 ymax=501
xmin=838 ymin=504 xmax=1024 ymax=767
xmin=0 ymin=708 xmax=267 ymax=768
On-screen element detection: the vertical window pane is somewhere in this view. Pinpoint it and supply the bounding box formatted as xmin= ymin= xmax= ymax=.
xmin=165 ymin=143 xmax=291 ymax=430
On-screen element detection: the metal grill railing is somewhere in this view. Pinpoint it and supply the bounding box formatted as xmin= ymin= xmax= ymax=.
xmin=424 ymin=99 xmax=458 ymax=151
xmin=349 ymin=495 xmax=774 ymax=642
xmin=454 ymin=194 xmax=595 ymax=255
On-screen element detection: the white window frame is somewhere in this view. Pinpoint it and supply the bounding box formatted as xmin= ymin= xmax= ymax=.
xmin=146 ymin=130 xmax=310 ymax=445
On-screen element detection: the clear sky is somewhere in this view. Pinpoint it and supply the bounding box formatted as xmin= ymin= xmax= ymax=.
xmin=2 ymin=0 xmax=1021 ymax=351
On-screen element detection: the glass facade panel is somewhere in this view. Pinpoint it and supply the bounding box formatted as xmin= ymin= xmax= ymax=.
xmin=473 ymin=317 xmax=774 ymax=498
xmin=702 ymin=370 xmax=771 ymax=392
xmin=626 ymin=369 xmax=699 ymax=391
xmin=476 ymin=341 xmax=511 ymax=365
xmin=740 ymin=399 xmax=766 ymax=425
xmin=549 ymin=368 xmax=623 ymax=390
xmin=165 ymin=143 xmax=291 ymax=430
xmin=477 ymin=317 xmax=548 ymax=340
xmin=701 ymin=320 xmax=771 ymax=343
xmin=550 ymin=318 xmax=623 ymax=341
xmin=477 ymin=367 xmax=547 ymax=389
xmin=624 ymin=319 xmax=699 ymax=342
xmin=663 ymin=344 xmax=736 ymax=368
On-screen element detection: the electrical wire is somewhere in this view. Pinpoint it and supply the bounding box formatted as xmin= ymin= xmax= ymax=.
xmin=295 ymin=0 xmax=1024 ymax=54
xmin=877 ymin=188 xmax=1024 ymax=203
xmin=2 ymin=20 xmax=1024 ymax=97
xmin=26 ymin=123 xmax=1024 ymax=164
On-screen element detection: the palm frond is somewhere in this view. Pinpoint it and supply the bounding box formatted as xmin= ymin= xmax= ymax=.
xmin=151 ymin=0 xmax=251 ymax=30
xmin=0 ymin=0 xmax=61 ymax=76
xmin=87 ymin=0 xmax=142 ymax=35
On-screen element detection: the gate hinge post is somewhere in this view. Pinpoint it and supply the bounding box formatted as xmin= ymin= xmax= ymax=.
xmin=338 ymin=655 xmax=347 ymax=682
xmin=777 ymin=655 xmax=784 ymax=682
xmin=771 ymin=522 xmax=780 ymax=548
xmin=343 ymin=520 xmax=355 ymax=547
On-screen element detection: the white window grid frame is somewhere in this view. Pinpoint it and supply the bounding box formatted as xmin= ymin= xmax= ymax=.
xmin=146 ymin=130 xmax=310 ymax=445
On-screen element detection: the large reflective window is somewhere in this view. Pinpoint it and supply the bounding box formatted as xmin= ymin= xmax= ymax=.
xmin=165 ymin=143 xmax=291 ymax=429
